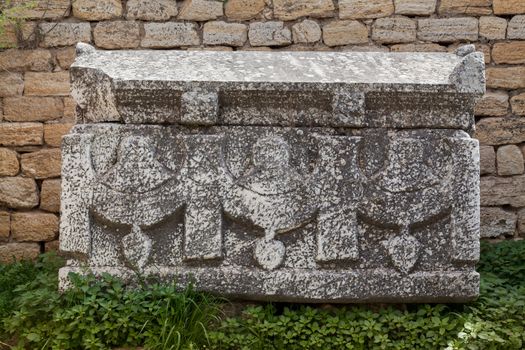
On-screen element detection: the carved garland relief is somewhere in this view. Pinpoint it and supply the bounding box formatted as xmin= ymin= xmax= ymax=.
xmin=83 ymin=129 xmax=460 ymax=275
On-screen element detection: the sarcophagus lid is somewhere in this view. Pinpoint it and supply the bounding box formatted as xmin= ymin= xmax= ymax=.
xmin=60 ymin=43 xmax=483 ymax=302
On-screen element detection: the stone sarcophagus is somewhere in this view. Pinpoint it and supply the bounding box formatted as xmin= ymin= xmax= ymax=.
xmin=59 ymin=43 xmax=484 ymax=302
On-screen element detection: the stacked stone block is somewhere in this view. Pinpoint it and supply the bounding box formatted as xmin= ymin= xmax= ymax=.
xmin=0 ymin=0 xmax=524 ymax=261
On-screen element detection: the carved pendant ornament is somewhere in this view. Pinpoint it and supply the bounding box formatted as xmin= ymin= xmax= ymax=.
xmin=60 ymin=44 xmax=483 ymax=302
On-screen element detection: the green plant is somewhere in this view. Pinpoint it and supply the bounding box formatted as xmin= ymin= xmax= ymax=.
xmin=1 ymin=240 xmax=524 ymax=349
xmin=0 ymin=0 xmax=35 ymax=48
xmin=1 ymin=257 xmax=222 ymax=350
xmin=478 ymin=239 xmax=525 ymax=285
xmin=0 ymin=252 xmax=63 ymax=320
xmin=208 ymin=240 xmax=525 ymax=350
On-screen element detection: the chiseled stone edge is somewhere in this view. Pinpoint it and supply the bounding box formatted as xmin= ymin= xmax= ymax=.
xmin=449 ymin=45 xmax=486 ymax=95
xmin=59 ymin=266 xmax=480 ymax=303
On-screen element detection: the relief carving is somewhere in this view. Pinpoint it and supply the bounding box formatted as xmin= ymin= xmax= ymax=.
xmin=223 ymin=136 xmax=317 ymax=270
xmin=358 ymin=133 xmax=454 ymax=273
xmin=61 ymin=47 xmax=482 ymax=302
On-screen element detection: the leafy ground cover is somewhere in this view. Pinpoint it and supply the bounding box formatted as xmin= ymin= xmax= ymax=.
xmin=0 ymin=240 xmax=524 ymax=350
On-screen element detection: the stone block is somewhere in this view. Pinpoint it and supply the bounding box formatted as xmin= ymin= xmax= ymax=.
xmin=323 ymin=20 xmax=368 ymax=46
xmin=292 ymin=20 xmax=322 ymax=44
xmin=493 ymin=0 xmax=525 ymax=15
xmin=0 ymin=148 xmax=19 ymax=176
xmin=60 ymin=123 xmax=481 ymax=301
xmin=508 ymin=16 xmax=525 ymax=39
xmin=438 ymin=0 xmax=492 ymax=15
xmin=9 ymin=0 xmax=70 ymax=19
xmin=0 ymin=20 xmax=37 ymax=49
xmin=0 ymin=49 xmax=52 ymax=72
xmin=339 ymin=0 xmax=394 ymax=19
xmin=3 ymin=97 xmax=63 ymax=122
xmin=249 ymin=22 xmax=292 ymax=47
xmin=486 ymin=67 xmax=525 ymax=89
xmin=0 ymin=21 xmax=32 ymax=48
xmin=71 ymin=45 xmax=484 ymax=128
xmin=11 ymin=212 xmax=59 ymax=242
xmin=474 ymin=91 xmax=509 ymax=117
xmin=497 ymin=145 xmax=524 ymax=175
xmin=418 ymin=18 xmax=478 ymax=42
xmin=394 ymin=0 xmax=436 ymax=15
xmin=480 ymin=175 xmax=525 ymax=207
xmin=0 ymin=123 xmax=43 ymax=146
xmin=94 ymin=21 xmax=141 ymax=49
xmin=0 ymin=177 xmax=39 ymax=209
xmin=0 ymin=211 xmax=9 ymax=240
xmin=273 ymin=0 xmax=335 ymax=20
xmin=0 ymin=21 xmax=37 ymax=49
xmin=126 ymin=0 xmax=178 ymax=20
xmin=0 ymin=72 xmax=23 ymax=97
xmin=493 ymin=42 xmax=525 ymax=64
xmin=0 ymin=243 xmax=40 ymax=264
xmin=479 ymin=145 xmax=496 ymax=175
xmin=475 ymin=117 xmax=525 ymax=145
xmin=24 ymin=72 xmax=70 ymax=96
xmin=21 ymin=149 xmax=62 ymax=179
xmin=480 ymin=207 xmax=517 ymax=238
xmin=479 ymin=16 xmax=507 ymax=40
xmin=141 ymin=22 xmax=200 ymax=48
xmin=39 ymin=23 xmax=91 ymax=47
xmin=61 ymin=45 xmax=484 ymax=302
xmin=519 ymin=208 xmax=525 ymax=235
xmin=40 ymin=179 xmax=61 ymax=213
xmin=44 ymin=123 xmax=74 ymax=147
xmin=203 ymin=22 xmax=248 ymax=47
xmin=55 ymin=47 xmax=77 ymax=70
xmin=225 ymin=0 xmax=264 ymax=20
xmin=371 ymin=17 xmax=416 ymax=44
xmin=73 ymin=0 xmax=122 ymax=20
xmin=511 ymin=92 xmax=525 ymax=115
xmin=178 ymin=0 xmax=223 ymax=21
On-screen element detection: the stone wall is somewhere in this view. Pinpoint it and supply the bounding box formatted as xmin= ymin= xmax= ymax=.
xmin=0 ymin=0 xmax=524 ymax=261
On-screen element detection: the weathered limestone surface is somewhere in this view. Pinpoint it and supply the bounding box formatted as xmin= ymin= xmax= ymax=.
xmin=394 ymin=0 xmax=436 ymax=15
xmin=224 ymin=0 xmax=265 ymax=20
xmin=480 ymin=207 xmax=516 ymax=238
xmin=479 ymin=145 xmax=496 ymax=175
xmin=93 ymin=21 xmax=141 ymax=50
xmin=273 ymin=0 xmax=335 ymax=20
xmin=203 ymin=22 xmax=248 ymax=47
xmin=371 ymin=17 xmax=417 ymax=44
xmin=126 ymin=0 xmax=178 ymax=20
xmin=248 ymin=22 xmax=292 ymax=47
xmin=417 ymin=18 xmax=479 ymax=42
xmin=508 ymin=16 xmax=525 ymax=39
xmin=479 ymin=16 xmax=507 ymax=40
xmin=39 ymin=23 xmax=92 ymax=48
xmin=0 ymin=148 xmax=19 ymax=176
xmin=475 ymin=92 xmax=508 ymax=117
xmin=141 ymin=22 xmax=200 ymax=48
xmin=60 ymin=44 xmax=484 ymax=303
xmin=0 ymin=123 xmax=43 ymax=146
xmin=292 ymin=20 xmax=322 ymax=44
xmin=322 ymin=20 xmax=368 ymax=47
